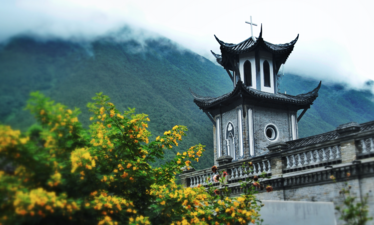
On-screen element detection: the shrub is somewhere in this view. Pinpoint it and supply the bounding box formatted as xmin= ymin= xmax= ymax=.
xmin=0 ymin=92 xmax=264 ymax=225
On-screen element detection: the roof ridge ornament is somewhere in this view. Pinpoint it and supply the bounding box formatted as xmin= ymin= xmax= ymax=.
xmin=245 ymin=16 xmax=258 ymax=41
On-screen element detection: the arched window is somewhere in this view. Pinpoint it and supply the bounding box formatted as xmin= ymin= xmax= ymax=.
xmin=244 ymin=60 xmax=252 ymax=86
xmin=226 ymin=123 xmax=235 ymax=159
xmin=263 ymin=60 xmax=271 ymax=87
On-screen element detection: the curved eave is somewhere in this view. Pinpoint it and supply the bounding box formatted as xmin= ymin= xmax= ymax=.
xmin=190 ymin=81 xmax=321 ymax=110
xmin=216 ymin=27 xmax=298 ymax=56
xmin=210 ymin=50 xmax=223 ymax=66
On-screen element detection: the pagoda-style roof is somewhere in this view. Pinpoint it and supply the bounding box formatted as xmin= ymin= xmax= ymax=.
xmin=190 ymin=81 xmax=321 ymax=111
xmin=211 ymin=26 xmax=299 ymax=74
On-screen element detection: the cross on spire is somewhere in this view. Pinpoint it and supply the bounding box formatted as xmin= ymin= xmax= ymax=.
xmin=245 ymin=16 xmax=257 ymax=39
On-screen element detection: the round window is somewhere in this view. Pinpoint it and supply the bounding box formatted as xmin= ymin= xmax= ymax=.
xmin=264 ymin=124 xmax=278 ymax=141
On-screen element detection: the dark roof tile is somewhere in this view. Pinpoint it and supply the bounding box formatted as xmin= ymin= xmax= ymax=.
xmin=190 ymin=81 xmax=321 ymax=109
xmin=286 ymin=121 xmax=374 ymax=150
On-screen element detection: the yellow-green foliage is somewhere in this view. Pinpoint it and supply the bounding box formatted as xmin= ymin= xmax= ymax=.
xmin=0 ymin=92 xmax=263 ymax=225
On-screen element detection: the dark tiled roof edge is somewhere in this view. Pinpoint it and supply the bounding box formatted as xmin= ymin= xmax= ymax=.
xmin=214 ymin=26 xmax=298 ymax=54
xmin=287 ymin=120 xmax=374 ymax=149
xmin=210 ymin=50 xmax=222 ymax=66
xmin=190 ymin=81 xmax=321 ymax=108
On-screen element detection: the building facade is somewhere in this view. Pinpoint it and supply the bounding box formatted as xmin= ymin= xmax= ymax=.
xmin=182 ymin=26 xmax=374 ymax=224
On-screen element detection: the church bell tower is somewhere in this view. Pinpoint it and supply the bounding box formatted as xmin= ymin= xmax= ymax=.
xmin=190 ymin=20 xmax=321 ymax=164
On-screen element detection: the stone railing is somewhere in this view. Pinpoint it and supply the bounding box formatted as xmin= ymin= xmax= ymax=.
xmin=227 ymin=160 xmax=374 ymax=197
xmin=183 ymin=157 xmax=271 ymax=188
xmin=282 ymin=145 xmax=341 ymax=173
xmin=356 ymin=136 xmax=374 ymax=159
xmin=188 ymin=171 xmax=220 ymax=188
xmin=180 ymin=121 xmax=374 ymax=194
xmin=226 ymin=160 xmax=271 ymax=183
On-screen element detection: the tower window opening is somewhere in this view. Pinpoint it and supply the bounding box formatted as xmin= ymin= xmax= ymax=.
xmin=244 ymin=60 xmax=252 ymax=86
xmin=226 ymin=122 xmax=235 ymax=159
xmin=264 ymin=124 xmax=278 ymax=141
xmin=264 ymin=60 xmax=271 ymax=87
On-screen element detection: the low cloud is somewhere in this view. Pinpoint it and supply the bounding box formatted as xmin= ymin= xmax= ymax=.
xmin=0 ymin=0 xmax=373 ymax=94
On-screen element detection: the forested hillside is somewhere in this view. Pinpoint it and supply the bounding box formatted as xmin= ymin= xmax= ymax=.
xmin=1 ymin=32 xmax=373 ymax=169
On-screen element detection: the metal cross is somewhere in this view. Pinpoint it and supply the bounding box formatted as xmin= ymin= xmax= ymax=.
xmin=245 ymin=16 xmax=257 ymax=38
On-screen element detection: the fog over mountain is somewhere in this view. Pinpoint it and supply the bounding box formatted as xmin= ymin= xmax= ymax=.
xmin=1 ymin=0 xmax=374 ymax=94
xmin=1 ymin=24 xmax=374 ymax=168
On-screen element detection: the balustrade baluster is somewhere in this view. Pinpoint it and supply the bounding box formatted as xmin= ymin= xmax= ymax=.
xmin=262 ymin=161 xmax=266 ymax=173
xmin=297 ymin=154 xmax=302 ymax=167
xmin=303 ymin=152 xmax=309 ymax=166
xmin=309 ymin=151 xmax=314 ymax=163
xmin=286 ymin=156 xmax=291 ymax=169
xmin=257 ymin=162 xmax=262 ymax=173
xmin=336 ymin=146 xmax=341 ymax=159
xmin=370 ymin=138 xmax=374 ymax=152
xmin=239 ymin=167 xmax=243 ymax=178
xmin=314 ymin=150 xmax=320 ymax=163
xmin=299 ymin=153 xmax=304 ymax=166
xmin=307 ymin=152 xmax=311 ymax=164
xmin=292 ymin=155 xmax=296 ymax=168
xmin=267 ymin=160 xmax=271 ymax=173
xmin=362 ymin=139 xmax=368 ymax=154
xmin=329 ymin=147 xmax=334 ymax=160
xmin=322 ymin=149 xmax=327 ymax=161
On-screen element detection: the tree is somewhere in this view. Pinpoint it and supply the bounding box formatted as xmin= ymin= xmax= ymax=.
xmin=331 ymin=175 xmax=373 ymax=225
xmin=0 ymin=92 xmax=265 ymax=225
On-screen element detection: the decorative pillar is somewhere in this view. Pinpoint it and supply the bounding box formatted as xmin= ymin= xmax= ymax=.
xmin=216 ymin=117 xmax=221 ymax=158
xmin=291 ymin=114 xmax=297 ymax=140
xmin=238 ymin=109 xmax=243 ymax=157
xmin=267 ymin=141 xmax=288 ymax=177
xmin=336 ymin=122 xmax=361 ymax=163
xmin=248 ymin=108 xmax=254 ymax=156
xmin=340 ymin=140 xmax=357 ymax=163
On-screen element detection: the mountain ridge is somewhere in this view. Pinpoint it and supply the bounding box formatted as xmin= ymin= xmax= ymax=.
xmin=1 ymin=33 xmax=373 ymax=169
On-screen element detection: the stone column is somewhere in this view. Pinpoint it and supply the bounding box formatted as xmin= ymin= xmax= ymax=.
xmin=336 ymin=122 xmax=361 ymax=163
xmin=213 ymin=124 xmax=217 ymax=165
xmin=340 ymin=140 xmax=357 ymax=163
xmin=271 ymin=156 xmax=283 ymax=177
xmin=267 ymin=141 xmax=288 ymax=177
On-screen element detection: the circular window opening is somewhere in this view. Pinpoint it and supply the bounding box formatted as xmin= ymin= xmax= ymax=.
xmin=265 ymin=124 xmax=278 ymax=141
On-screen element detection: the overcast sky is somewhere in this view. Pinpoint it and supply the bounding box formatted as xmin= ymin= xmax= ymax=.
xmin=1 ymin=0 xmax=374 ymax=92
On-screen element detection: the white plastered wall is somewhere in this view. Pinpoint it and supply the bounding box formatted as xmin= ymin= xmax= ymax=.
xmin=259 ymin=51 xmax=275 ymax=94
xmin=239 ymin=52 xmax=256 ymax=88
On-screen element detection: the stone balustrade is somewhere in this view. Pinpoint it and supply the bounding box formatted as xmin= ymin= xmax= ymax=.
xmin=182 ymin=157 xmax=271 ymax=188
xmin=356 ymin=136 xmax=374 ymax=157
xmin=282 ymin=145 xmax=341 ymax=173
xmin=180 ymin=121 xmax=374 ymax=195
xmin=227 ymin=160 xmax=271 ymax=183
xmin=188 ymin=171 xmax=219 ymax=188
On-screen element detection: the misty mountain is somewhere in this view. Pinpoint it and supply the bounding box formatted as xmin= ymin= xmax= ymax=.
xmin=0 ymin=33 xmax=373 ymax=169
